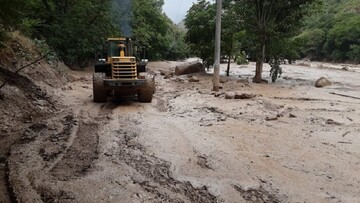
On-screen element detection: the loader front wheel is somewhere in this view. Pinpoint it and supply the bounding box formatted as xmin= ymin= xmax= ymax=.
xmin=93 ymin=73 xmax=107 ymax=103
xmin=138 ymin=79 xmax=155 ymax=103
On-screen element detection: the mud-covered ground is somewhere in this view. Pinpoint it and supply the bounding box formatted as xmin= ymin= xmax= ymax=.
xmin=4 ymin=60 xmax=360 ymax=202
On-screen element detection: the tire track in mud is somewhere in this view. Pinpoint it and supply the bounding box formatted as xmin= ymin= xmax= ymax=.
xmin=110 ymin=121 xmax=217 ymax=203
xmin=50 ymin=121 xmax=100 ymax=180
xmin=232 ymin=184 xmax=280 ymax=203
xmin=7 ymin=106 xmax=108 ymax=202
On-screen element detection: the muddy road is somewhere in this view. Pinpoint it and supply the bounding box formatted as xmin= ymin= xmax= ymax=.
xmin=6 ymin=61 xmax=360 ymax=202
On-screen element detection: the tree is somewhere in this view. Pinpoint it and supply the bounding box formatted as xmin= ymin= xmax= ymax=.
xmin=163 ymin=25 xmax=189 ymax=60
xmin=235 ymin=0 xmax=315 ymax=83
xmin=185 ymin=0 xmax=216 ymax=67
xmin=222 ymin=0 xmax=244 ymax=76
xmin=132 ymin=0 xmax=173 ymax=60
xmin=185 ymin=0 xmax=244 ymax=71
xmin=295 ymin=0 xmax=360 ymax=63
xmin=17 ymin=0 xmax=118 ymax=67
xmin=1 ymin=0 xmax=182 ymax=65
xmin=0 ymin=0 xmax=25 ymax=28
xmin=0 ymin=0 xmax=26 ymax=46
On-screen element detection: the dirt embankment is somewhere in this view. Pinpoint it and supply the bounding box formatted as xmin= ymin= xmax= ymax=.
xmin=1 ymin=35 xmax=360 ymax=203
xmin=0 ymin=32 xmax=68 ymax=203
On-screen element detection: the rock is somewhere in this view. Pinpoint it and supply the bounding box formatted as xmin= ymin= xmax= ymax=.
xmin=34 ymin=99 xmax=47 ymax=107
xmin=326 ymin=119 xmax=342 ymax=125
xmin=175 ymin=61 xmax=204 ymax=75
xmin=265 ymin=117 xmax=278 ymax=121
xmin=289 ymin=113 xmax=297 ymax=118
xmin=79 ymin=76 xmax=88 ymax=81
xmin=225 ymin=92 xmax=235 ymax=99
xmin=214 ymin=92 xmax=224 ymax=97
xmin=164 ymin=74 xmax=173 ymax=79
xmin=67 ymin=75 xmax=78 ymax=82
xmin=220 ymin=78 xmax=229 ymax=83
xmin=342 ymin=67 xmax=349 ymax=71
xmin=217 ymin=117 xmax=227 ymax=121
xmin=261 ymin=79 xmax=269 ymax=84
xmin=237 ymin=79 xmax=249 ymax=84
xmin=61 ymin=85 xmax=72 ymax=91
xmin=234 ymin=92 xmax=255 ymax=99
xmin=315 ymin=77 xmax=332 ymax=88
xmin=161 ymin=70 xmax=174 ymax=79
xmin=160 ymin=70 xmax=166 ymax=75
xmin=297 ymin=62 xmax=311 ymax=67
xmin=0 ymin=91 xmax=4 ymax=100
xmin=173 ymin=78 xmax=184 ymax=82
xmin=189 ymin=76 xmax=200 ymax=82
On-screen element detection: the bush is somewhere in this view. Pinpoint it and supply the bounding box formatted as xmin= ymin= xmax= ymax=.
xmin=235 ymin=51 xmax=249 ymax=65
xmin=34 ymin=39 xmax=58 ymax=63
xmin=348 ymin=44 xmax=360 ymax=63
xmin=20 ymin=19 xmax=40 ymax=36
xmin=269 ymin=59 xmax=282 ymax=82
xmin=0 ymin=28 xmax=7 ymax=48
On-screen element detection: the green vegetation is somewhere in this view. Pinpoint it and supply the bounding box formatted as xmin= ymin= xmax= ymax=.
xmin=1 ymin=0 xmax=358 ymax=70
xmin=185 ymin=0 xmax=315 ymax=82
xmin=184 ymin=0 xmax=359 ymax=82
xmin=184 ymin=0 xmax=216 ymax=67
xmin=0 ymin=0 xmax=188 ymax=67
xmin=184 ymin=0 xmax=244 ymax=75
xmin=295 ymin=0 xmax=360 ymax=63
xmin=269 ymin=59 xmax=282 ymax=83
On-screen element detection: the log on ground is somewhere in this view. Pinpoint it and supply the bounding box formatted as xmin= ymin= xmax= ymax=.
xmin=175 ymin=61 xmax=204 ymax=75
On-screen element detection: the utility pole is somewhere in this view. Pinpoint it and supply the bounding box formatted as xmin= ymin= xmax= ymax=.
xmin=213 ymin=0 xmax=222 ymax=91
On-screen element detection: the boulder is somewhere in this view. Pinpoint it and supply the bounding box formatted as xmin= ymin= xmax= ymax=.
xmin=220 ymin=78 xmax=229 ymax=83
xmin=234 ymin=92 xmax=256 ymax=99
xmin=326 ymin=119 xmax=342 ymax=125
xmin=315 ymin=77 xmax=331 ymax=88
xmin=214 ymin=92 xmax=224 ymax=97
xmin=225 ymin=92 xmax=235 ymax=99
xmin=237 ymin=79 xmax=249 ymax=84
xmin=163 ymin=73 xmax=173 ymax=79
xmin=175 ymin=61 xmax=204 ymax=75
xmin=189 ymin=76 xmax=200 ymax=82
xmin=160 ymin=70 xmax=167 ymax=76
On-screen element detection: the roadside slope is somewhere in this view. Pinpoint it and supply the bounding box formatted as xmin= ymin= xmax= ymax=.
xmin=0 ymin=32 xmax=68 ymax=203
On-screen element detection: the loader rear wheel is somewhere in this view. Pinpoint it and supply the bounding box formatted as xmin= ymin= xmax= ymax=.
xmin=93 ymin=73 xmax=107 ymax=103
xmin=138 ymin=79 xmax=155 ymax=103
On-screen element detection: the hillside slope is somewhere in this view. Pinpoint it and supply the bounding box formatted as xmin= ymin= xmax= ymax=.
xmin=0 ymin=32 xmax=68 ymax=202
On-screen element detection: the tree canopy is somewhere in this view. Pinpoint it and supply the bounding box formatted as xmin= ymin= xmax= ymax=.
xmin=1 ymin=0 xmax=358 ymax=70
xmin=185 ymin=0 xmax=315 ymax=82
xmin=185 ymin=0 xmax=243 ymax=71
xmin=0 ymin=0 xmax=188 ymax=66
xmin=295 ymin=0 xmax=360 ymax=63
xmin=185 ymin=0 xmax=216 ymax=67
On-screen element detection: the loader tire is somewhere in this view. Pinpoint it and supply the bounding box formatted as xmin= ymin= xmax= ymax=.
xmin=93 ymin=73 xmax=107 ymax=103
xmin=138 ymin=79 xmax=155 ymax=103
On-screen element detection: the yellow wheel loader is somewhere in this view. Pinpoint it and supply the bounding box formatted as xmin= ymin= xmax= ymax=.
xmin=93 ymin=38 xmax=155 ymax=103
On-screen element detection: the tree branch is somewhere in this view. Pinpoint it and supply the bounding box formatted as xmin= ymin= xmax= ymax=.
xmin=0 ymin=52 xmax=51 ymax=90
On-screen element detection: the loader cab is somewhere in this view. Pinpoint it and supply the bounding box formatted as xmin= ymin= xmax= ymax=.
xmin=107 ymin=38 xmax=133 ymax=60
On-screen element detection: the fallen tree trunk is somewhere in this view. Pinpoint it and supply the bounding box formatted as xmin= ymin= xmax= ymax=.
xmin=175 ymin=61 xmax=204 ymax=76
xmin=330 ymin=92 xmax=360 ymax=100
